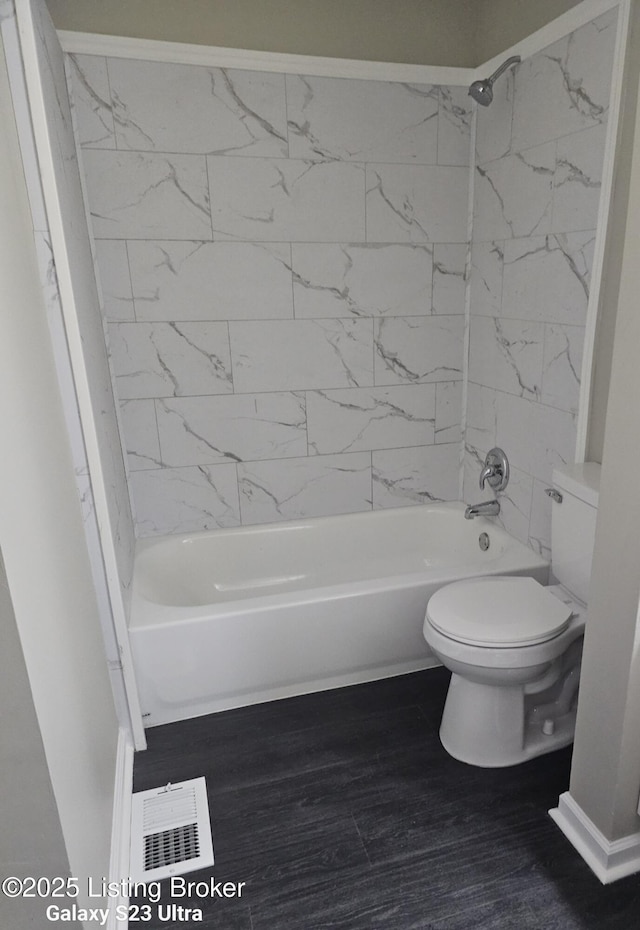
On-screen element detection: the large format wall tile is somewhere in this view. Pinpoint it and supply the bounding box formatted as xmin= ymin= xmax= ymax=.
xmin=286 ymin=76 xmax=439 ymax=164
xmin=465 ymin=384 xmax=577 ymax=485
xmin=511 ymin=9 xmax=617 ymax=153
xmin=551 ymin=124 xmax=606 ymax=233
xmin=130 ymin=465 xmax=241 ymax=535
xmin=129 ymin=241 xmax=294 ymax=321
xmin=230 ymin=319 xmax=373 ymax=392
xmin=463 ymin=441 xmax=492 ymax=496
xmin=238 ymin=453 xmax=372 ymax=524
xmin=109 ymin=321 xmax=233 ymax=398
xmin=110 ymin=60 xmax=288 ymax=157
xmin=469 ymin=241 xmax=503 ymax=317
xmin=365 ymin=165 xmax=468 ymax=243
xmin=306 ymin=385 xmax=436 ymax=454
xmin=464 ymin=383 xmax=498 ymax=460
xmin=435 ymin=381 xmax=463 ymax=445
xmin=432 ymin=244 xmax=467 ymax=315
xmin=119 ymin=399 xmax=162 ymax=471
xmin=67 ymin=54 xmax=116 ymax=149
xmin=372 ymin=443 xmax=460 ymax=508
xmin=94 ymin=240 xmax=134 ymax=321
xmin=208 ymin=156 xmax=365 ymax=241
xmin=501 ymin=231 xmax=593 ymax=325
xmin=83 ymin=150 xmax=212 ymax=240
xmin=374 ymin=316 xmax=464 ymax=386
xmin=492 ymin=464 xmax=535 ymax=546
xmin=468 ymin=317 xmax=544 ymax=400
xmin=291 ymin=243 xmax=433 ymax=318
xmin=438 ymin=87 xmax=473 ymax=167
xmin=156 ymin=393 xmax=307 ymax=466
xmin=541 ymin=323 xmax=584 ymax=414
xmin=474 ymin=142 xmax=555 ymax=241
xmin=475 ymin=72 xmax=514 ymax=167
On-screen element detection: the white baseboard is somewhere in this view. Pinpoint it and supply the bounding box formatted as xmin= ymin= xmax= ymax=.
xmin=550 ymin=792 xmax=640 ymax=884
xmin=107 ymin=727 xmax=135 ymax=930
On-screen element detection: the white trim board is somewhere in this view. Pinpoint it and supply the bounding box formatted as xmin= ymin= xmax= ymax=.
xmin=57 ymin=0 xmax=624 ymax=83
xmin=57 ymin=31 xmax=473 ymax=85
xmin=15 ymin=0 xmax=147 ymax=751
xmin=107 ymin=728 xmax=134 ymax=930
xmin=550 ymin=792 xmax=640 ymax=883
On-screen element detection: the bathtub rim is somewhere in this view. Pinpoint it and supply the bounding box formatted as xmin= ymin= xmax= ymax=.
xmin=130 ymin=501 xmax=549 ymax=629
xmin=133 ymin=499 xmax=474 ymax=556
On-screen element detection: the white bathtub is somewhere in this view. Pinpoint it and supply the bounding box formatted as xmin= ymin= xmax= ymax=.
xmin=130 ymin=503 xmax=548 ymax=727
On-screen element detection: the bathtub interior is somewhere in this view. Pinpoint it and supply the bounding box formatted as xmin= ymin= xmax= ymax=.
xmin=134 ymin=502 xmax=545 ymax=609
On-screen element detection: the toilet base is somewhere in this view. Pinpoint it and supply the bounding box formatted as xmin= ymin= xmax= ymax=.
xmin=440 ymin=672 xmax=577 ymax=767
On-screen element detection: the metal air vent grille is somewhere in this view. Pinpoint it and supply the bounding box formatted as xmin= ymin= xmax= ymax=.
xmin=144 ymin=822 xmax=200 ymax=872
xmin=130 ymin=777 xmax=214 ymax=881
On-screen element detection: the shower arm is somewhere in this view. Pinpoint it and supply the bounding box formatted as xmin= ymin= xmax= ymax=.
xmin=485 ymin=55 xmax=521 ymax=87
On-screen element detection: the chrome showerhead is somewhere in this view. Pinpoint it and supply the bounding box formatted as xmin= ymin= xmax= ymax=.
xmin=468 ymin=55 xmax=521 ymax=107
xmin=468 ymin=78 xmax=494 ymax=107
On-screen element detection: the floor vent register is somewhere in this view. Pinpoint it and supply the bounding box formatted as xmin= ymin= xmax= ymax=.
xmin=130 ymin=777 xmax=214 ymax=882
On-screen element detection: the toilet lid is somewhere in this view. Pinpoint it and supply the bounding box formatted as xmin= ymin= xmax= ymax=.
xmin=426 ymin=577 xmax=573 ymax=647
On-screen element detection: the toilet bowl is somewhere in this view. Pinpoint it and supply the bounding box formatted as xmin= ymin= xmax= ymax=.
xmin=423 ymin=463 xmax=600 ymax=767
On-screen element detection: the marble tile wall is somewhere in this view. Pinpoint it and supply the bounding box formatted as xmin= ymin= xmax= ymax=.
xmin=68 ymin=59 xmax=471 ymax=533
xmin=465 ymin=9 xmax=617 ymax=557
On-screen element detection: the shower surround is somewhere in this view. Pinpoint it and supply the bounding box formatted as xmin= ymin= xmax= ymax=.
xmin=465 ymin=8 xmax=616 ymax=557
xmin=69 ymin=61 xmax=471 ymax=534
xmin=67 ymin=6 xmax=617 ymax=543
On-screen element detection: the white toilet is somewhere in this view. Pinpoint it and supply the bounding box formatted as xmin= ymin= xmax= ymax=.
xmin=423 ymin=463 xmax=600 ymax=767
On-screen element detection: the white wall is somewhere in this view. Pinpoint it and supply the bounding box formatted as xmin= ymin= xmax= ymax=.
xmin=0 ymin=549 xmax=77 ymax=929
xmin=44 ymin=0 xmax=588 ymax=68
xmin=475 ymin=0 xmax=582 ymax=62
xmin=0 ymin=25 xmax=120 ymax=912
xmin=45 ymin=0 xmax=480 ymax=67
xmin=587 ymin=0 xmax=640 ymax=464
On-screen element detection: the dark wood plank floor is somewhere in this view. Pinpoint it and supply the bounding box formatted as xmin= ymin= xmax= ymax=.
xmin=132 ymin=668 xmax=640 ymax=929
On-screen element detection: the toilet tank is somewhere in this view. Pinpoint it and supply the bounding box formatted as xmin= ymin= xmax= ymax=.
xmin=551 ymin=463 xmax=601 ymax=603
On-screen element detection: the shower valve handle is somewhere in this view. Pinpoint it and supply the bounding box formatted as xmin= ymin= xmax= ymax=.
xmin=479 ymin=448 xmax=510 ymax=492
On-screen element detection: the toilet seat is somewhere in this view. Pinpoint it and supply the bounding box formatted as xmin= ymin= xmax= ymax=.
xmin=426 ymin=576 xmax=573 ymax=648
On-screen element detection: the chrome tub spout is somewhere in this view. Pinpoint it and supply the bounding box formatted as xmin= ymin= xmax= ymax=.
xmin=464 ymin=500 xmax=500 ymax=520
